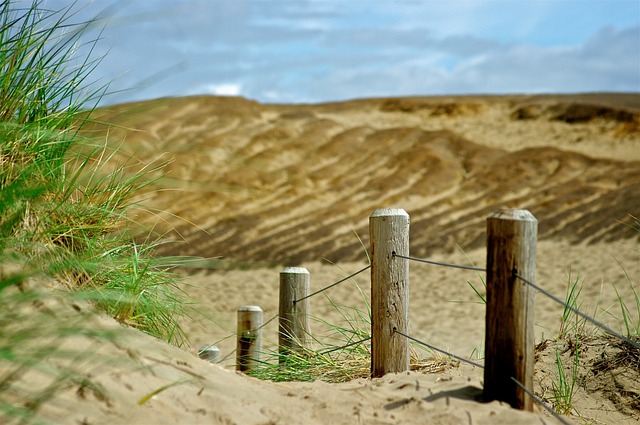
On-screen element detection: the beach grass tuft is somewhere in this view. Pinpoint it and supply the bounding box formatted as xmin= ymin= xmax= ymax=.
xmin=1 ymin=1 xmax=192 ymax=422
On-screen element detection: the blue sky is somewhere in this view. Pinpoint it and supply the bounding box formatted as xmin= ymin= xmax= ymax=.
xmin=46 ymin=0 xmax=640 ymax=105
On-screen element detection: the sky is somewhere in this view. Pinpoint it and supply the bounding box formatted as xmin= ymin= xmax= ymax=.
xmin=44 ymin=0 xmax=640 ymax=106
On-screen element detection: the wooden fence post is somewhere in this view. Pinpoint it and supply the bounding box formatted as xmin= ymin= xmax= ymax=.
xmin=236 ymin=305 xmax=263 ymax=372
xmin=198 ymin=345 xmax=220 ymax=363
xmin=370 ymin=208 xmax=410 ymax=378
xmin=484 ymin=209 xmax=537 ymax=411
xmin=279 ymin=267 xmax=310 ymax=362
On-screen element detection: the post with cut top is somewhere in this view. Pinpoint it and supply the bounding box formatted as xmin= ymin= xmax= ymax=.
xmin=370 ymin=208 xmax=410 ymax=378
xmin=484 ymin=209 xmax=537 ymax=411
xmin=279 ymin=267 xmax=310 ymax=362
xmin=236 ymin=305 xmax=263 ymax=372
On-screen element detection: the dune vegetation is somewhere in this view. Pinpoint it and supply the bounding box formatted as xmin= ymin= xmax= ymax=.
xmin=0 ymin=1 xmax=189 ymax=421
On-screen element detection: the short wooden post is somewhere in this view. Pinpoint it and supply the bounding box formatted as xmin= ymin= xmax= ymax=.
xmin=370 ymin=208 xmax=410 ymax=378
xmin=278 ymin=267 xmax=310 ymax=361
xmin=198 ymin=345 xmax=220 ymax=363
xmin=484 ymin=209 xmax=537 ymax=411
xmin=236 ymin=305 xmax=263 ymax=372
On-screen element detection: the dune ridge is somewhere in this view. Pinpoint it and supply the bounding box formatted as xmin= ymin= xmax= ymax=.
xmin=85 ymin=94 xmax=640 ymax=265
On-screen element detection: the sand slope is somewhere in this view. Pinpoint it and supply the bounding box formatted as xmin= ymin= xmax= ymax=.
xmin=2 ymin=282 xmax=565 ymax=425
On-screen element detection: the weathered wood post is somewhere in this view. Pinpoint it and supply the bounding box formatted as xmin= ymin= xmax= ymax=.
xmin=279 ymin=267 xmax=310 ymax=362
xmin=484 ymin=209 xmax=537 ymax=411
xmin=236 ymin=305 xmax=263 ymax=372
xmin=370 ymin=208 xmax=410 ymax=378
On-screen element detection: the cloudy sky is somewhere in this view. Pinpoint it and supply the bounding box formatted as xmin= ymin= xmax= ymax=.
xmin=47 ymin=0 xmax=640 ymax=105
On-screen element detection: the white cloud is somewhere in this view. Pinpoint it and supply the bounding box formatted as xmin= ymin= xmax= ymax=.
xmin=194 ymin=83 xmax=242 ymax=96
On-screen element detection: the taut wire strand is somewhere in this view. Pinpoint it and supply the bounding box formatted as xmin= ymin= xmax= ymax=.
xmin=392 ymin=253 xmax=486 ymax=272
xmin=320 ymin=336 xmax=372 ymax=355
xmin=294 ymin=265 xmax=372 ymax=304
xmin=256 ymin=314 xmax=279 ymax=332
xmin=514 ymin=273 xmax=640 ymax=349
xmin=393 ymin=329 xmax=484 ymax=369
xmin=510 ymin=377 xmax=572 ymax=425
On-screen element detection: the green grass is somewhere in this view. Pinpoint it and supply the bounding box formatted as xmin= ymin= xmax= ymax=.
xmin=244 ymin=310 xmax=453 ymax=383
xmin=1 ymin=1 xmax=192 ymax=422
xmin=247 ymin=280 xmax=373 ymax=383
xmin=615 ymin=281 xmax=640 ymax=338
xmin=610 ymin=245 xmax=640 ymax=339
xmin=549 ymin=341 xmax=580 ymax=416
xmin=542 ymin=246 xmax=639 ymax=420
xmin=558 ymin=269 xmax=588 ymax=340
xmin=541 ymin=270 xmax=593 ymax=417
xmin=1 ymin=0 xmax=189 ymax=345
xmin=459 ymin=246 xmax=486 ymax=305
xmin=244 ymin=276 xmax=454 ymax=383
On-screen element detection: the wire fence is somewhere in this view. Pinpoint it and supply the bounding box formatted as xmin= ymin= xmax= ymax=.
xmin=392 ymin=253 xmax=486 ymax=272
xmin=213 ymin=313 xmax=280 ymax=363
xmin=511 ymin=377 xmax=573 ymax=425
xmin=294 ymin=264 xmax=371 ymax=304
xmin=392 ymin=250 xmax=639 ymax=349
xmin=280 ymin=245 xmax=591 ymax=423
xmin=392 ymin=328 xmax=572 ymax=425
xmin=513 ymin=272 xmax=639 ymax=349
xmin=388 ymin=251 xmax=580 ymax=424
xmin=319 ymin=336 xmax=372 ymax=355
xmin=392 ymin=329 xmax=483 ymax=369
xmin=206 ymin=207 xmax=637 ymax=423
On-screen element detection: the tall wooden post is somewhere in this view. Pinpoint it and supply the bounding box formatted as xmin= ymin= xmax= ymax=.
xmin=370 ymin=208 xmax=410 ymax=378
xmin=236 ymin=305 xmax=263 ymax=372
xmin=484 ymin=209 xmax=537 ymax=411
xmin=279 ymin=267 xmax=310 ymax=362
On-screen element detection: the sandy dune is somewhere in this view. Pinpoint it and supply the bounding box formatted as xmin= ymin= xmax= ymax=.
xmin=11 ymin=93 xmax=638 ymax=424
xmin=85 ymin=94 xmax=639 ymax=265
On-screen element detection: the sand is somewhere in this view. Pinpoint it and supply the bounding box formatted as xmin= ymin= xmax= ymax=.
xmin=2 ymin=284 xmax=567 ymax=425
xmin=4 ymin=93 xmax=639 ymax=424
